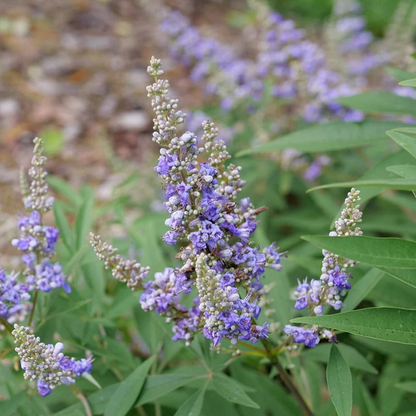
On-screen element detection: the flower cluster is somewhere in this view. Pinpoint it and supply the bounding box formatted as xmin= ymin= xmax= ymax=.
xmin=0 ymin=270 xmax=30 ymax=324
xmin=90 ymin=234 xmax=149 ymax=290
xmin=13 ymin=325 xmax=92 ymax=396
xmin=284 ymin=188 xmax=363 ymax=347
xmin=92 ymin=57 xmax=282 ymax=346
xmin=326 ymin=0 xmax=385 ymax=83
xmin=258 ymin=12 xmax=364 ymax=123
xmin=12 ymin=138 xmax=70 ymax=294
xmin=160 ymin=11 xmax=259 ymax=111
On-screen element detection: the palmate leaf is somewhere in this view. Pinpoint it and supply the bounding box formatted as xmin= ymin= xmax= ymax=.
xmin=174 ymin=385 xmax=207 ymax=416
xmin=104 ymin=355 xmax=156 ymax=416
xmin=291 ymin=307 xmax=416 ymax=345
xmin=136 ymin=374 xmax=204 ymax=406
xmin=326 ymin=345 xmax=352 ymax=416
xmin=302 ymin=235 xmax=416 ymax=269
xmin=212 ymin=373 xmax=260 ymax=409
xmin=236 ymin=121 xmax=403 ymax=156
xmin=337 ymin=92 xmax=416 ymax=116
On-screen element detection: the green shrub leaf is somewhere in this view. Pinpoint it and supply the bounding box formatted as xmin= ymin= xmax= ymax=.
xmin=327 ymin=345 xmax=352 ymax=416
xmin=104 ymin=355 xmax=156 ymax=416
xmin=291 ymin=307 xmax=416 ymax=344
xmin=302 ymin=235 xmax=416 ymax=269
xmin=212 ymin=374 xmax=260 ymax=409
xmin=337 ymin=92 xmax=416 ymax=115
xmin=174 ymin=386 xmax=207 ymax=416
xmin=236 ymin=121 xmax=402 ymax=156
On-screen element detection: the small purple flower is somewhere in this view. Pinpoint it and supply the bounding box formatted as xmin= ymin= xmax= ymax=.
xmin=37 ymin=379 xmax=52 ymax=397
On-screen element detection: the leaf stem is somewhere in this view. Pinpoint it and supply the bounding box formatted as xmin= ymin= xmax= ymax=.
xmin=28 ymin=290 xmax=39 ymax=328
xmin=261 ymin=339 xmax=313 ymax=416
xmin=0 ymin=317 xmax=13 ymax=335
xmin=70 ymin=385 xmax=92 ymax=416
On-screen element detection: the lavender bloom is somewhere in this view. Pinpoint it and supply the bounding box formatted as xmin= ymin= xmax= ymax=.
xmin=26 ymin=259 xmax=71 ymax=294
xmin=92 ymin=57 xmax=283 ymax=347
xmin=327 ymin=0 xmax=387 ymax=82
xmin=284 ymin=325 xmax=320 ymax=348
xmin=13 ymin=325 xmax=93 ymax=396
xmin=286 ymin=188 xmax=363 ymax=348
xmin=12 ymin=138 xmax=70 ymax=294
xmin=0 ymin=271 xmax=30 ymax=324
xmin=160 ymin=11 xmax=259 ymax=111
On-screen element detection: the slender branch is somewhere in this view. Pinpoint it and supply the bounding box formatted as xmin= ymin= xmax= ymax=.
xmin=70 ymin=386 xmax=92 ymax=416
xmin=28 ymin=289 xmax=39 ymax=327
xmin=0 ymin=317 xmax=13 ymax=335
xmin=261 ymin=339 xmax=313 ymax=416
xmin=237 ymin=340 xmax=267 ymax=353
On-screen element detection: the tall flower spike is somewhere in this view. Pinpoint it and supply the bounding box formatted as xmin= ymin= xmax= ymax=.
xmin=90 ymin=233 xmax=149 ymax=290
xmin=286 ymin=188 xmax=363 ymax=348
xmin=24 ymin=137 xmax=54 ymax=213
xmin=13 ymin=325 xmax=93 ymax=396
xmin=92 ymin=57 xmax=282 ymax=347
xmin=11 ymin=137 xmax=70 ymax=294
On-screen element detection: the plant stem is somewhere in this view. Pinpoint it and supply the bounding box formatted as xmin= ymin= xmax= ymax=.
xmin=70 ymin=386 xmax=92 ymax=416
xmin=261 ymin=339 xmax=313 ymax=416
xmin=28 ymin=289 xmax=39 ymax=327
xmin=0 ymin=317 xmax=13 ymax=335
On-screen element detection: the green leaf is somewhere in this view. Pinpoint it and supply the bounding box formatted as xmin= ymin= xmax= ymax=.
xmin=236 ymin=121 xmax=402 ymax=156
xmin=387 ymin=130 xmax=416 ymax=159
xmin=0 ymin=391 xmax=27 ymax=416
xmin=386 ymin=165 xmax=416 ymax=178
xmin=62 ymin=245 xmax=90 ymax=275
xmin=304 ymin=342 xmax=378 ymax=375
xmin=53 ymin=201 xmax=75 ymax=252
xmin=130 ymin=218 xmax=166 ymax=274
xmin=53 ymin=383 xmax=121 ymax=415
xmin=291 ymin=307 xmax=416 ymax=344
xmin=385 ymin=67 xmax=416 ymax=82
xmin=75 ymin=193 xmax=94 ymax=250
xmin=308 ymin=178 xmax=416 ymax=193
xmin=41 ymin=127 xmax=64 ymax=156
xmin=399 ymin=78 xmax=416 ymax=87
xmin=395 ymin=381 xmax=416 ymax=393
xmin=343 ymin=268 xmax=384 ymax=312
xmin=337 ymin=92 xmax=416 ymax=116
xmin=326 ymin=344 xmax=352 ymax=416
xmin=47 ymin=175 xmax=82 ymax=207
xmin=212 ymin=373 xmax=260 ymax=409
xmin=302 ymin=235 xmax=416 ymax=269
xmin=377 ymin=267 xmax=416 ymax=289
xmin=104 ymin=355 xmax=156 ymax=416
xmin=136 ymin=374 xmax=203 ymax=406
xmin=174 ymin=385 xmax=207 ymax=416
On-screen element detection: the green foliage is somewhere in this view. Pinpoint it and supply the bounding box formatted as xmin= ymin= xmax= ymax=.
xmin=326 ymin=345 xmax=352 ymax=416
xmin=237 ymin=121 xmax=404 ymax=155
xmin=292 ymin=308 xmax=416 ymax=344
xmin=104 ymin=356 xmax=156 ymax=416
xmin=302 ymin=235 xmax=416 ymax=269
